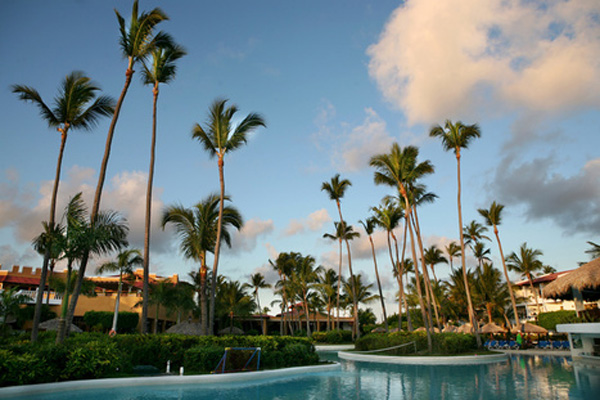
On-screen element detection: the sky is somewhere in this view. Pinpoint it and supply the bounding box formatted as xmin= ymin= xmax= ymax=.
xmin=1 ymin=0 xmax=599 ymax=321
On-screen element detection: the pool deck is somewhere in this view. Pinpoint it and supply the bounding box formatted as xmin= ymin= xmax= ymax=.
xmin=0 ymin=363 xmax=341 ymax=399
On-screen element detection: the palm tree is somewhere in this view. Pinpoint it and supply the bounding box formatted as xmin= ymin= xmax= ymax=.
xmin=57 ymin=193 xmax=129 ymax=343
xmin=146 ymin=279 xmax=175 ymax=334
xmin=0 ymin=288 xmax=30 ymax=333
xmin=445 ymin=242 xmax=461 ymax=271
xmin=140 ymin=40 xmax=186 ymax=333
xmin=97 ymin=249 xmax=143 ymax=334
xmin=472 ymin=242 xmax=492 ymax=271
xmin=162 ymin=194 xmax=243 ymax=335
xmin=424 ymin=245 xmax=447 ymax=283
xmin=192 ymin=99 xmax=265 ymax=334
xmin=585 ymin=241 xmax=600 ymax=259
xmin=68 ymin=1 xmax=169 ymax=337
xmin=218 ymin=279 xmax=255 ymax=334
xmin=321 ymin=174 xmax=361 ymax=338
xmin=479 ymin=201 xmax=520 ymax=326
xmin=359 ymin=217 xmax=388 ymax=332
xmin=370 ymin=143 xmax=434 ymax=350
xmin=475 ymin=262 xmax=509 ymax=324
xmin=290 ymin=255 xmax=322 ymax=336
xmin=12 ymin=72 xmax=115 ymax=341
xmin=463 ymin=221 xmax=490 ymax=249
xmin=371 ymin=199 xmax=404 ymax=328
xmin=323 ymin=221 xmax=359 ymax=330
xmin=316 ymin=268 xmax=338 ymax=331
xmin=429 ymin=120 xmax=482 ymax=346
xmin=247 ymin=273 xmax=271 ymax=334
xmin=506 ymin=243 xmax=544 ymax=318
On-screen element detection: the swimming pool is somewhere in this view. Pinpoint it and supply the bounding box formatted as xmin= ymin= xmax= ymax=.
xmin=7 ymin=352 xmax=600 ymax=399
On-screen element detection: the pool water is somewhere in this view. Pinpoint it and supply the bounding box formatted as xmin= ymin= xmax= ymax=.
xmin=11 ymin=353 xmax=600 ymax=399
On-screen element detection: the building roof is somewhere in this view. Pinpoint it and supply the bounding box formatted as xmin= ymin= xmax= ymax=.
xmin=515 ymin=270 xmax=573 ymax=286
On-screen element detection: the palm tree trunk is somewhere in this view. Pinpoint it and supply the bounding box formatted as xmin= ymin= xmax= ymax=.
xmin=209 ymin=154 xmax=226 ymax=335
xmin=494 ymin=227 xmax=520 ymax=326
xmin=336 ymin=238 xmax=342 ymax=331
xmin=142 ymin=83 xmax=159 ymax=334
xmin=337 ymin=202 xmax=359 ymax=339
xmin=411 ymin=209 xmax=439 ymax=330
xmin=55 ymin=260 xmax=72 ymax=344
xmin=33 ymin=130 xmax=68 ymax=342
xmin=399 ymin=185 xmax=432 ymax=351
xmin=369 ymin=235 xmax=388 ymax=332
xmin=154 ymin=304 xmax=160 ymax=334
xmin=527 ymin=273 xmax=541 ymax=317
xmin=303 ymin=291 xmax=311 ymax=336
xmin=63 ymin=62 xmax=135 ymax=344
xmin=388 ymin=232 xmax=402 ymax=329
xmin=112 ymin=274 xmax=123 ymax=332
xmin=455 ymin=150 xmax=481 ymax=347
xmin=200 ymin=260 xmax=208 ymax=335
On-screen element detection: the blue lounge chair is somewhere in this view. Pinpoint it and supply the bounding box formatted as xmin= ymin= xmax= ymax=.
xmin=561 ymin=340 xmax=570 ymax=350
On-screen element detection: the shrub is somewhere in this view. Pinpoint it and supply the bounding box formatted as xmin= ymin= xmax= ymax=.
xmin=63 ymin=340 xmax=125 ymax=380
xmin=355 ymin=331 xmax=478 ymax=355
xmin=538 ymin=310 xmax=578 ymax=331
xmin=83 ymin=311 xmax=139 ymax=333
xmin=311 ymin=330 xmax=352 ymax=344
xmin=184 ymin=345 xmax=224 ymax=373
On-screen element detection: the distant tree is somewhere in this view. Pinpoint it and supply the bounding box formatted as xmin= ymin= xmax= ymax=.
xmin=506 ymin=243 xmax=544 ymax=317
xmin=247 ymin=273 xmax=271 ymax=334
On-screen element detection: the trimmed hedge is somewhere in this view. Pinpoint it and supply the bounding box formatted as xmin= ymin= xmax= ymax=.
xmin=0 ymin=333 xmax=319 ymax=387
xmin=83 ymin=311 xmax=139 ymax=333
xmin=355 ymin=331 xmax=477 ymax=355
xmin=537 ymin=310 xmax=578 ymax=331
xmin=311 ymin=330 xmax=353 ymax=344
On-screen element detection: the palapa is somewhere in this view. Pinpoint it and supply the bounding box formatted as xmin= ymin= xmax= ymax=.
xmin=456 ymin=323 xmax=474 ymax=333
xmin=542 ymin=257 xmax=600 ymax=301
xmin=39 ymin=318 xmax=82 ymax=333
xmin=165 ymin=321 xmax=203 ymax=335
xmin=218 ymin=326 xmax=244 ymax=335
xmin=510 ymin=322 xmax=547 ymax=334
xmin=442 ymin=325 xmax=457 ymax=333
xmin=480 ymin=322 xmax=507 ymax=334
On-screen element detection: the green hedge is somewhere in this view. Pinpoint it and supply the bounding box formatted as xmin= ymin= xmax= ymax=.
xmin=311 ymin=330 xmax=353 ymax=344
xmin=0 ymin=333 xmax=318 ymax=387
xmin=537 ymin=310 xmax=578 ymax=331
xmin=83 ymin=311 xmax=139 ymax=333
xmin=355 ymin=331 xmax=477 ymax=355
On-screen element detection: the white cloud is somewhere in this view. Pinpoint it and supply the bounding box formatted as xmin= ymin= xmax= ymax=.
xmin=230 ymin=218 xmax=274 ymax=253
xmin=368 ymin=0 xmax=600 ymax=125
xmin=283 ymin=208 xmax=331 ymax=237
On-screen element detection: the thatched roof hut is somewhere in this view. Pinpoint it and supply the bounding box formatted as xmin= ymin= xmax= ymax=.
xmin=442 ymin=325 xmax=457 ymax=333
xmin=39 ymin=318 xmax=82 ymax=333
xmin=480 ymin=322 xmax=507 ymax=334
xmin=218 ymin=326 xmax=244 ymax=335
xmin=510 ymin=322 xmax=547 ymax=334
xmin=456 ymin=323 xmax=474 ymax=333
xmin=165 ymin=321 xmax=203 ymax=335
xmin=542 ymin=257 xmax=600 ymax=301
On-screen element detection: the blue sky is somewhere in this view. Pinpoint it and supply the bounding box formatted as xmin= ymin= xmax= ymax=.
xmin=1 ymin=0 xmax=599 ymax=320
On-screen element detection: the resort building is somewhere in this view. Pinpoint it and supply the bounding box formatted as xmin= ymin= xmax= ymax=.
xmin=514 ymin=270 xmax=577 ymax=320
xmin=0 ymin=264 xmax=180 ymax=332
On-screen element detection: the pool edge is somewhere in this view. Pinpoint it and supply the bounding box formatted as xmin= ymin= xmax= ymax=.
xmin=338 ymin=351 xmax=509 ymax=365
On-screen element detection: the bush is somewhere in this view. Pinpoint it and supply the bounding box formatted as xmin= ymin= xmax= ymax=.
xmin=63 ymin=340 xmax=125 ymax=380
xmin=183 ymin=345 xmax=224 ymax=373
xmin=538 ymin=310 xmax=578 ymax=331
xmin=355 ymin=331 xmax=478 ymax=355
xmin=83 ymin=311 xmax=139 ymax=333
xmin=311 ymin=330 xmax=353 ymax=344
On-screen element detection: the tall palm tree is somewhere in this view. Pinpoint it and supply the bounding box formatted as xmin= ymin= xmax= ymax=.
xmin=370 ymin=143 xmax=434 ymax=351
xmin=140 ymin=40 xmax=186 ymax=333
xmin=506 ymin=243 xmax=544 ymax=317
xmin=424 ymin=245 xmax=447 ymax=283
xmin=359 ymin=217 xmax=388 ymax=332
xmin=192 ymin=98 xmax=265 ymax=334
xmin=472 ymin=242 xmax=492 ymax=271
xmin=162 ymin=194 xmax=242 ymax=335
xmin=12 ymin=72 xmax=115 ymax=341
xmin=290 ymin=255 xmax=322 ymax=336
xmin=371 ymin=200 xmax=404 ymax=328
xmin=218 ymin=279 xmax=255 ymax=334
xmin=429 ymin=120 xmax=482 ymax=346
xmin=145 ymin=279 xmax=175 ymax=334
xmin=97 ymin=249 xmax=143 ymax=334
xmin=478 ymin=202 xmax=521 ymax=326
xmin=68 ymin=1 xmax=169 ymax=337
xmin=445 ymin=242 xmax=461 ymax=271
xmin=475 ymin=262 xmax=509 ymax=324
xmin=321 ymin=174 xmax=361 ymax=338
xmin=247 ymin=273 xmax=271 ymax=334
xmin=342 ymin=274 xmax=379 ymax=318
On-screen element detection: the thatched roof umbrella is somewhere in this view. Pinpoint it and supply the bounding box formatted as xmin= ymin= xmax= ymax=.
xmin=39 ymin=318 xmax=82 ymax=333
xmin=510 ymin=322 xmax=547 ymax=334
xmin=480 ymin=322 xmax=507 ymax=334
xmin=457 ymin=323 xmax=474 ymax=334
xmin=442 ymin=325 xmax=457 ymax=333
xmin=371 ymin=327 xmax=387 ymax=333
xmin=542 ymin=257 xmax=600 ymax=302
xmin=165 ymin=321 xmax=202 ymax=335
xmin=218 ymin=326 xmax=244 ymax=335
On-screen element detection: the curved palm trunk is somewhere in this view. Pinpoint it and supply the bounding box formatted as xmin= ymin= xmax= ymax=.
xmin=399 ymin=185 xmax=432 ymax=351
xmin=527 ymin=273 xmax=542 ymax=317
xmin=63 ymin=62 xmax=134 ymax=344
xmin=32 ymin=130 xmax=68 ymax=342
xmin=494 ymin=227 xmax=520 ymax=326
xmin=255 ymin=289 xmax=265 ymax=335
xmin=388 ymin=232 xmax=402 ymax=329
xmin=411 ymin=209 xmax=440 ymax=330
xmin=303 ymin=290 xmax=311 ymax=336
xmin=336 ymin=201 xmax=359 ymax=339
xmin=336 ymin=238 xmax=342 ymax=330
xmin=111 ymin=273 xmax=123 ymax=332
xmin=142 ymin=83 xmax=159 ymax=333
xmin=209 ymin=154 xmax=226 ymax=335
xmin=369 ymin=234 xmax=388 ymax=332
xmin=55 ymin=259 xmax=73 ymax=344
xmin=400 ymin=219 xmax=413 ymax=331
xmin=455 ymin=150 xmax=481 ymax=346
